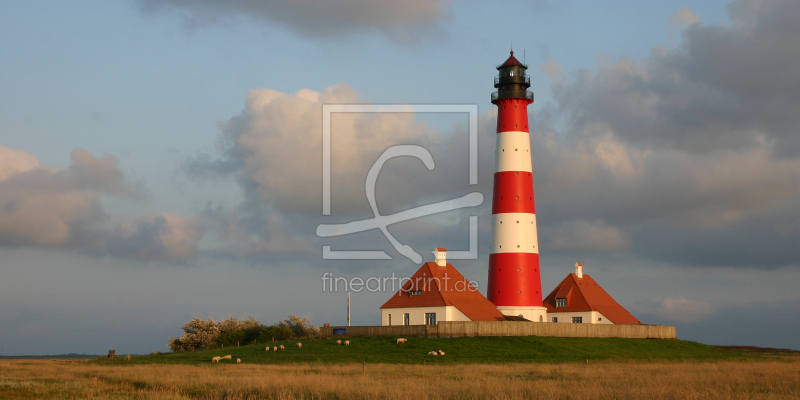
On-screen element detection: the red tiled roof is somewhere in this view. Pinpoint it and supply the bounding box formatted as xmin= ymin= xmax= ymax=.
xmin=499 ymin=51 xmax=525 ymax=68
xmin=543 ymin=273 xmax=641 ymax=325
xmin=381 ymin=262 xmax=505 ymax=321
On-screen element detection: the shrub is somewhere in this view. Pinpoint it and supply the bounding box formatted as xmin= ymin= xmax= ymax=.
xmin=283 ymin=315 xmax=320 ymax=338
xmin=167 ymin=315 xmax=316 ymax=351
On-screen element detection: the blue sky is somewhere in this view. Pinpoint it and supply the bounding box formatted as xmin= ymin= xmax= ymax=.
xmin=2 ymin=0 xmax=800 ymax=355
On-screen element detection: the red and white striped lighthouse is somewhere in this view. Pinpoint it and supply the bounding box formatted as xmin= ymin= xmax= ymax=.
xmin=487 ymin=51 xmax=547 ymax=322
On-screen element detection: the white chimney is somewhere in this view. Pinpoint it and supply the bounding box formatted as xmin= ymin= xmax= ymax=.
xmin=575 ymin=262 xmax=583 ymax=278
xmin=435 ymin=248 xmax=447 ymax=267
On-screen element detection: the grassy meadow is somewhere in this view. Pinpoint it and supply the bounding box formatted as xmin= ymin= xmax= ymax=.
xmin=2 ymin=358 xmax=799 ymax=399
xmin=2 ymin=338 xmax=798 ymax=399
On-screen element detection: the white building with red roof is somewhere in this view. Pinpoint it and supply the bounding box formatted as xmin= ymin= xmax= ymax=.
xmin=380 ymin=252 xmax=642 ymax=326
xmin=542 ymin=262 xmax=641 ymax=325
xmin=380 ymin=248 xmax=506 ymax=326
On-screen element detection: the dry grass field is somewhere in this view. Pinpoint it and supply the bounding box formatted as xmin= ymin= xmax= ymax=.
xmin=1 ymin=358 xmax=799 ymax=399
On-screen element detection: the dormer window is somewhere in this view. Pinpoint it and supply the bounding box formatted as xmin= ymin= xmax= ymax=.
xmin=409 ymin=290 xmax=423 ymax=296
xmin=556 ymin=298 xmax=567 ymax=308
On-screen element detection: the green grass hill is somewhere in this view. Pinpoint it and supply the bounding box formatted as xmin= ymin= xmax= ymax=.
xmin=99 ymin=336 xmax=763 ymax=365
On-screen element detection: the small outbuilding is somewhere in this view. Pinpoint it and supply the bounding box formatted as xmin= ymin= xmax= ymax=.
xmin=380 ymin=248 xmax=506 ymax=325
xmin=542 ymin=262 xmax=641 ymax=325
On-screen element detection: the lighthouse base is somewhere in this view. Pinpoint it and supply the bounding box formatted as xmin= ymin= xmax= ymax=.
xmin=497 ymin=306 xmax=548 ymax=322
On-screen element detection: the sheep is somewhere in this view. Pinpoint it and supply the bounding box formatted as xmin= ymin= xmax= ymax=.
xmin=279 ymin=345 xmax=285 ymax=350
xmin=438 ymin=350 xmax=445 ymax=356
xmin=344 ymin=340 xmax=350 ymax=346
xmin=266 ymin=346 xmax=270 ymax=352
xmin=396 ymin=338 xmax=407 ymax=344
xmin=222 ymin=355 xmax=232 ymax=360
xmin=211 ymin=356 xmax=222 ymax=363
xmin=236 ymin=358 xmax=241 ymax=364
xmin=273 ymin=346 xmax=278 ymax=351
xmin=297 ymin=342 xmax=302 ymax=348
xmin=336 ymin=340 xmax=342 ymax=345
xmin=428 ymin=351 xmax=438 ymax=356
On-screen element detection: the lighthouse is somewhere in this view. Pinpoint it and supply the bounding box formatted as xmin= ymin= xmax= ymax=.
xmin=486 ymin=51 xmax=547 ymax=322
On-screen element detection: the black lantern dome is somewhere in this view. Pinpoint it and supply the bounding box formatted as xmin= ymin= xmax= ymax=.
xmin=492 ymin=51 xmax=534 ymax=103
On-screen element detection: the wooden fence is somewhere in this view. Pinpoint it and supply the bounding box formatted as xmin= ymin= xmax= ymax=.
xmin=437 ymin=321 xmax=675 ymax=339
xmin=319 ymin=325 xmax=434 ymax=338
xmin=320 ymin=321 xmax=675 ymax=339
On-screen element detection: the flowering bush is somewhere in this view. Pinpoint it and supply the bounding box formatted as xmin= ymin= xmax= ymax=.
xmin=168 ymin=318 xmax=221 ymax=352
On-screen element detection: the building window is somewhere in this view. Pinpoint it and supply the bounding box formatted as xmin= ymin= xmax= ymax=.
xmin=404 ymin=313 xmax=410 ymax=326
xmin=598 ymin=318 xmax=602 ymax=321
xmin=556 ymin=298 xmax=567 ymax=308
xmin=572 ymin=317 xmax=582 ymax=323
xmin=552 ymin=317 xmax=558 ymax=323
xmin=388 ymin=314 xmax=392 ymax=326
xmin=425 ymin=313 xmax=436 ymax=325
xmin=409 ymin=290 xmax=423 ymax=296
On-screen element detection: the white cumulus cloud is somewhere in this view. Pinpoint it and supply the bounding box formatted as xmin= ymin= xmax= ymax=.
xmin=0 ymin=146 xmax=207 ymax=261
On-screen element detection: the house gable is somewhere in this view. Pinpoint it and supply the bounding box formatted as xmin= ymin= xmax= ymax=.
xmin=543 ymin=273 xmax=641 ymax=325
xmin=381 ymin=262 xmax=505 ymax=321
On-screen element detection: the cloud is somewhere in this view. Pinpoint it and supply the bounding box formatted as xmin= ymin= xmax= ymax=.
xmin=0 ymin=146 xmax=41 ymax=180
xmin=189 ymin=83 xmax=494 ymax=216
xmin=194 ymin=85 xmax=439 ymax=215
xmin=137 ymin=0 xmax=450 ymax=43
xmin=101 ymin=213 xmax=208 ymax=261
xmin=573 ymin=0 xmax=800 ymax=155
xmin=67 ymin=149 xmax=146 ymax=198
xmin=528 ymin=0 xmax=800 ymax=268
xmin=637 ymin=296 xmax=714 ymax=323
xmin=0 ymin=146 xmax=206 ymax=261
xmin=538 ymin=60 xmax=566 ymax=84
xmin=545 ymin=219 xmax=629 ymax=252
xmin=187 ymin=83 xmax=497 ymax=263
xmin=200 ymin=206 xmax=315 ymax=259
xmin=672 ymin=7 xmax=701 ymax=29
